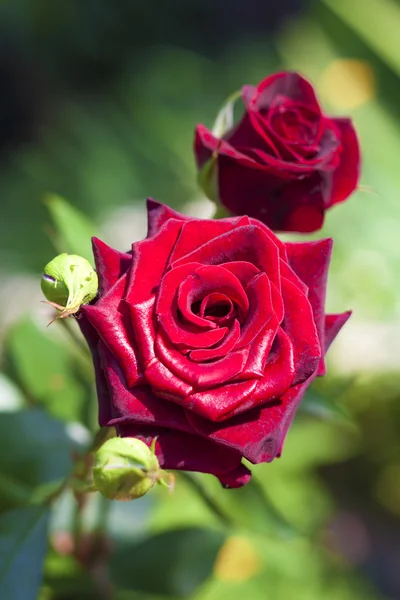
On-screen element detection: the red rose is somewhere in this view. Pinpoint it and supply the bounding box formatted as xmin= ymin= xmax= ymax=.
xmin=195 ymin=71 xmax=360 ymax=233
xmin=79 ymin=200 xmax=350 ymax=488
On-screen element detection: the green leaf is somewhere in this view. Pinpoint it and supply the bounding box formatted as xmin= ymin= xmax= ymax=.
xmin=44 ymin=194 xmax=97 ymax=263
xmin=212 ymin=90 xmax=241 ymax=138
xmin=300 ymin=389 xmax=353 ymax=423
xmin=197 ymin=153 xmax=219 ymax=203
xmin=42 ymin=548 xmax=98 ymax=599
xmin=216 ymin=476 xmax=297 ymax=538
xmin=110 ymin=527 xmax=226 ymax=597
xmin=0 ymin=409 xmax=72 ymax=512
xmin=5 ymin=317 xmax=87 ymax=423
xmin=0 ymin=506 xmax=49 ymax=600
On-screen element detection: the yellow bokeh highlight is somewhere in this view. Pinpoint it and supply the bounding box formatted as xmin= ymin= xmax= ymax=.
xmin=319 ymin=59 xmax=375 ymax=110
xmin=213 ymin=536 xmax=261 ymax=582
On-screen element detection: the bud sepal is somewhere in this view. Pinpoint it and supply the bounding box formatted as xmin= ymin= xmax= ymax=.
xmin=92 ymin=437 xmax=173 ymax=501
xmin=41 ymin=253 xmax=98 ymax=322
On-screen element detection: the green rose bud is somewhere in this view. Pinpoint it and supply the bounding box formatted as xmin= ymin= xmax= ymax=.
xmin=93 ymin=437 xmax=161 ymax=501
xmin=41 ymin=253 xmax=98 ymax=320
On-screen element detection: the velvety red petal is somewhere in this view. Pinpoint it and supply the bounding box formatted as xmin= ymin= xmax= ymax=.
xmin=216 ymin=154 xmax=326 ymax=232
xmin=318 ymin=311 xmax=351 ymax=375
xmin=187 ymin=380 xmax=258 ymax=422
xmin=273 ymin=379 xmax=314 ymax=457
xmin=172 ymin=224 xmax=281 ymax=293
xmin=250 ymin=329 xmax=295 ymax=404
xmin=156 ymin=263 xmax=230 ymax=349
xmin=177 ymin=281 xmax=219 ymax=330
xmin=187 ymin=372 xmax=312 ymax=464
xmin=253 ymin=72 xmax=322 ymax=114
xmin=168 ymin=217 xmax=250 ymax=265
xmin=240 ymin=319 xmax=279 ymax=379
xmin=119 ymin=424 xmax=251 ymax=488
xmin=279 ymin=260 xmax=308 ymax=296
xmin=194 ymin=124 xmax=220 ymax=169
xmin=145 ymin=360 xmax=193 ymax=400
xmin=126 ymin=218 xmax=183 ymax=305
xmin=81 ymin=275 xmax=142 ymax=387
xmin=146 ymin=198 xmax=191 ymax=238
xmin=222 ymin=261 xmax=260 ymax=287
xmin=78 ymin=315 xmax=112 ymax=426
xmin=99 ymin=344 xmax=192 ymax=431
xmin=328 ymin=118 xmax=361 ymax=207
xmin=155 ymin=330 xmax=248 ymax=392
xmin=236 ymin=273 xmax=274 ymax=348
xmin=92 ymin=237 xmax=132 ymax=295
xmin=281 ymin=277 xmax=321 ymax=385
xmin=285 ymin=238 xmax=332 ymax=358
xmin=223 ymin=113 xmax=280 ymax=157
xmin=128 ymin=297 xmax=157 ymax=368
xmin=190 ymin=320 xmax=240 ymax=362
xmin=177 ymin=265 xmax=250 ymax=320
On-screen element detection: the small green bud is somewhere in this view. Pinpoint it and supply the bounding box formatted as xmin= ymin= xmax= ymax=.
xmin=41 ymin=253 xmax=98 ymax=320
xmin=93 ymin=437 xmax=161 ymax=501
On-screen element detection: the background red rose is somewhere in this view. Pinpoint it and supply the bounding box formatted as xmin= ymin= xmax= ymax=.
xmin=80 ymin=199 xmax=350 ymax=488
xmin=195 ymin=71 xmax=360 ymax=233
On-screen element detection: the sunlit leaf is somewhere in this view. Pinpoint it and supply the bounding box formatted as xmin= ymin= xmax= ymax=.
xmin=5 ymin=317 xmax=87 ymax=423
xmin=44 ymin=194 xmax=97 ymax=262
xmin=212 ymin=90 xmax=241 ymax=138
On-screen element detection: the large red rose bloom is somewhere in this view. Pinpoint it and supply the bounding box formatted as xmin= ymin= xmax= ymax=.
xmin=195 ymin=71 xmax=360 ymax=233
xmin=79 ymin=200 xmax=350 ymax=487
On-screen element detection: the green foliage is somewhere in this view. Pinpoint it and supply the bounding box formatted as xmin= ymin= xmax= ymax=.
xmin=0 ymin=409 xmax=72 ymax=513
xmin=4 ymin=317 xmax=89 ymax=423
xmin=45 ymin=195 xmax=98 ymax=263
xmin=110 ymin=528 xmax=226 ymax=597
xmin=0 ymin=1 xmax=399 ymax=598
xmin=0 ymin=506 xmax=49 ymax=600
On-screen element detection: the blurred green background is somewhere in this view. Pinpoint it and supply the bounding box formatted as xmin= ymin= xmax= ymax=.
xmin=1 ymin=0 xmax=400 ymax=599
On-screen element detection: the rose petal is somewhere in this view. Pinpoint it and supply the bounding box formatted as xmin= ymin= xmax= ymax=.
xmin=281 ymin=277 xmax=321 ymax=385
xmin=236 ymin=272 xmax=274 ymax=348
xmin=145 ymin=360 xmax=193 ymax=400
xmin=179 ymin=265 xmax=249 ymax=319
xmin=199 ymin=293 xmax=235 ymax=327
xmin=328 ymin=118 xmax=361 ymax=207
xmin=223 ymin=113 xmax=280 ymax=157
xmin=155 ymin=330 xmax=248 ymax=391
xmin=92 ymin=237 xmax=132 ymax=295
xmin=172 ymin=224 xmax=281 ymax=293
xmin=146 ymin=198 xmax=191 ymax=237
xmin=250 ymin=329 xmax=295 ymax=404
xmin=240 ymin=318 xmax=279 ymax=379
xmin=187 ymin=375 xmax=311 ymax=465
xmin=156 ymin=263 xmax=230 ymax=349
xmin=126 ymin=218 xmax=183 ymax=305
xmin=190 ymin=319 xmax=241 ymax=362
xmin=99 ymin=344 xmax=192 ymax=431
xmin=318 ymin=310 xmax=351 ymax=375
xmin=169 ymin=217 xmax=250 ymax=265
xmin=78 ymin=316 xmax=112 ymax=426
xmin=194 ymin=124 xmax=220 ymax=169
xmin=285 ymin=238 xmax=332 ymax=360
xmin=222 ymin=261 xmax=260 ymax=287
xmin=187 ymin=379 xmax=258 ymax=422
xmin=82 ymin=275 xmax=142 ymax=387
xmin=252 ymin=72 xmax=322 ymax=113
xmin=118 ymin=424 xmax=251 ymax=488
